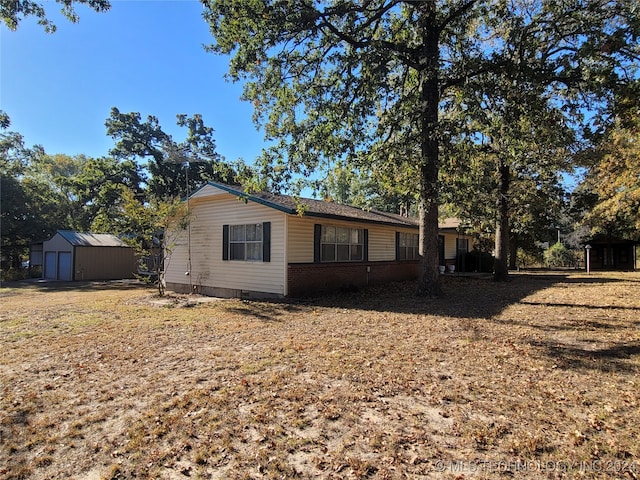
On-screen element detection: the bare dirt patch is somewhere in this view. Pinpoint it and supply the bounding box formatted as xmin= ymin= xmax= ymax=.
xmin=1 ymin=272 xmax=639 ymax=479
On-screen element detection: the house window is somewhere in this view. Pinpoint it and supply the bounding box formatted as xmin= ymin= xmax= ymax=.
xmin=223 ymin=222 xmax=271 ymax=262
xmin=228 ymin=223 xmax=263 ymax=261
xmin=320 ymin=225 xmax=364 ymax=262
xmin=397 ymin=232 xmax=419 ymax=260
xmin=456 ymin=238 xmax=469 ymax=255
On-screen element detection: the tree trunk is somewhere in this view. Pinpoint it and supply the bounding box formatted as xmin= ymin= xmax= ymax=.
xmin=417 ymin=167 xmax=441 ymax=296
xmin=494 ymin=160 xmax=510 ymax=281
xmin=416 ymin=3 xmax=442 ymax=297
xmin=509 ymin=234 xmax=518 ymax=270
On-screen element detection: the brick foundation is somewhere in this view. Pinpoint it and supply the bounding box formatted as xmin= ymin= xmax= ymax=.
xmin=287 ymin=261 xmax=419 ymax=297
xmin=168 ymin=261 xmax=420 ymax=299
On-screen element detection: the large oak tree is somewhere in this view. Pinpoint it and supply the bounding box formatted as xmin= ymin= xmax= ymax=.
xmin=105 ymin=108 xmax=236 ymax=201
xmin=203 ymin=0 xmax=638 ymax=293
xmin=203 ymin=0 xmax=517 ymax=296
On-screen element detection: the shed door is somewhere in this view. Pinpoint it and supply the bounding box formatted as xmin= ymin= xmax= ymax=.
xmin=58 ymin=252 xmax=72 ymax=281
xmin=44 ymin=252 xmax=57 ymax=280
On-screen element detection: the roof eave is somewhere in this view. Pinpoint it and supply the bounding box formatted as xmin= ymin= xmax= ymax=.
xmin=302 ymin=210 xmax=418 ymax=228
xmin=201 ymin=182 xmax=295 ymax=215
xmin=203 ymin=181 xmax=419 ymax=228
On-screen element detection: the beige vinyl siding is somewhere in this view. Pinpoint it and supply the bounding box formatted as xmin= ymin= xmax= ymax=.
xmin=441 ymin=232 xmax=473 ymax=260
xmin=287 ymin=216 xmax=417 ymax=263
xmin=443 ymin=233 xmax=458 ymax=260
xmin=165 ymin=188 xmax=286 ymax=295
xmin=287 ymin=216 xmax=315 ymax=263
xmin=368 ymin=226 xmax=395 ymax=261
xmin=165 ymin=228 xmax=189 ymax=280
xmin=190 ymin=184 xmax=229 ymax=199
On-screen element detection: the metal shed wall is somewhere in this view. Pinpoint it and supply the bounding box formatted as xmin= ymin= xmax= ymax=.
xmin=74 ymin=246 xmax=137 ymax=280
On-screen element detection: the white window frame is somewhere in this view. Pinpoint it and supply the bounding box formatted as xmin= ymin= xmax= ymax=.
xmin=398 ymin=232 xmax=419 ymax=260
xmin=229 ymin=223 xmax=263 ymax=261
xmin=320 ymin=225 xmax=364 ymax=262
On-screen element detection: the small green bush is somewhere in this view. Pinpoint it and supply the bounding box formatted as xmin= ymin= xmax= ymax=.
xmin=516 ymin=249 xmax=545 ymax=268
xmin=544 ymin=242 xmax=577 ymax=268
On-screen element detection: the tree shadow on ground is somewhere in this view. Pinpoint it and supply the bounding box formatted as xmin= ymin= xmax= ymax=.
xmin=5 ymin=272 xmax=639 ymax=374
xmin=224 ymin=302 xmax=305 ymax=322
xmin=0 ymin=278 xmax=153 ymax=294
xmin=527 ymin=340 xmax=640 ymax=373
xmin=297 ymin=273 xmax=640 ymax=373
xmin=518 ymin=300 xmax=640 ymax=311
xmin=298 ymin=273 xmax=631 ymax=320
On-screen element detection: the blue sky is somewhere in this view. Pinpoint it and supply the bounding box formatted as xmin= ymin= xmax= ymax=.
xmin=1 ymin=0 xmax=264 ymax=164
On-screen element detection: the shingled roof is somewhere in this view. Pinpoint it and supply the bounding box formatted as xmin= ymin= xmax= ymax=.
xmin=196 ymin=182 xmax=420 ymax=228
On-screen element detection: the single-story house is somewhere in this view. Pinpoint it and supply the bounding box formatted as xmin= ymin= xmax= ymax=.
xmin=43 ymin=230 xmax=137 ymax=281
xmin=584 ymin=236 xmax=639 ymax=271
xmin=164 ymin=182 xmax=474 ymax=298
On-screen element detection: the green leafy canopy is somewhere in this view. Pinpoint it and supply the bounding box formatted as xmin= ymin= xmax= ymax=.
xmin=203 ymin=0 xmax=638 ymax=293
xmin=1 ymin=0 xmax=110 ymax=33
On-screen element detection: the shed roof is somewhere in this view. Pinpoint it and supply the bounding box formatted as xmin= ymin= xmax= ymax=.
xmin=56 ymin=231 xmax=130 ymax=247
xmin=586 ymin=235 xmax=639 ymax=246
xmin=195 ymin=182 xmax=420 ymax=228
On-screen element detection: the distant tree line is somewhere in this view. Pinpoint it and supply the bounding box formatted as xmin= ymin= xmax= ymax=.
xmin=0 ymin=108 xmax=253 ymax=277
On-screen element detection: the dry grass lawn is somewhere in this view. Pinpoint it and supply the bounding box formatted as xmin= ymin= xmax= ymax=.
xmin=1 ymin=272 xmax=639 ymax=479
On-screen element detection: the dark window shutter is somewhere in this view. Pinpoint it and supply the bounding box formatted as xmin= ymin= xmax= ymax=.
xmin=363 ymin=229 xmax=369 ymax=262
xmin=262 ymin=221 xmax=271 ymax=262
xmin=222 ymin=224 xmax=229 ymax=260
xmin=395 ymin=231 xmax=400 ymax=261
xmin=313 ymin=224 xmax=321 ymax=263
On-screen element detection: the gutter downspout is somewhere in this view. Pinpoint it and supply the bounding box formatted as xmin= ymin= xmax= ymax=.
xmin=283 ymin=214 xmax=289 ymax=297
